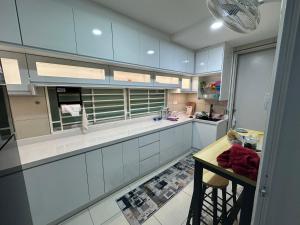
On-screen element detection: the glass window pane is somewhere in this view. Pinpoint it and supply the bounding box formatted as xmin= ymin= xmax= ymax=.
xmin=36 ymin=62 xmax=105 ymax=80
xmin=182 ymin=78 xmax=191 ymax=89
xmin=155 ymin=76 xmax=179 ymax=85
xmin=113 ymin=70 xmax=151 ymax=83
xmin=1 ymin=58 xmax=22 ymax=84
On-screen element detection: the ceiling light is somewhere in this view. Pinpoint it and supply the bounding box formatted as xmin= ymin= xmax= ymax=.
xmin=210 ymin=21 xmax=223 ymax=30
xmin=183 ymin=60 xmax=190 ymax=64
xmin=92 ymin=29 xmax=102 ymax=36
xmin=200 ymin=62 xmax=205 ymax=66
xmin=147 ymin=50 xmax=155 ymax=55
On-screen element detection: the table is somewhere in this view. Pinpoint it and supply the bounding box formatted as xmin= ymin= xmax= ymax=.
xmin=188 ymin=130 xmax=264 ymax=225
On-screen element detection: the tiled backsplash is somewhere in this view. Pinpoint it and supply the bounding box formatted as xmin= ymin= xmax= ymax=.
xmin=167 ymin=92 xmax=228 ymax=115
xmin=9 ymin=87 xmax=51 ymax=139
xmin=167 ymin=93 xmax=188 ymax=112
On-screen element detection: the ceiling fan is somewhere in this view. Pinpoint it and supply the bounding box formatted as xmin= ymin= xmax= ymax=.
xmin=207 ymin=0 xmax=279 ymax=33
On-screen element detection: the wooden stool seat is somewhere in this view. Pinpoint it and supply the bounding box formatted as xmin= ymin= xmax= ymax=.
xmin=203 ymin=172 xmax=229 ymax=188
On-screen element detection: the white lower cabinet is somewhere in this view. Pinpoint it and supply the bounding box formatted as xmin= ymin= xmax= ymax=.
xmin=85 ymin=149 xmax=105 ymax=201
xmin=140 ymin=154 xmax=160 ymax=175
xmin=23 ymin=155 xmax=90 ymax=225
xmin=159 ymin=123 xmax=192 ymax=165
xmin=123 ymin=139 xmax=140 ymax=183
xmin=102 ymin=143 xmax=124 ymax=193
xmin=183 ymin=123 xmax=193 ymax=152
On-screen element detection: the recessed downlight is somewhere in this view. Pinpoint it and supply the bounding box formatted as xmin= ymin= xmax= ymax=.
xmin=92 ymin=29 xmax=102 ymax=36
xmin=210 ymin=21 xmax=223 ymax=30
xmin=147 ymin=50 xmax=155 ymax=55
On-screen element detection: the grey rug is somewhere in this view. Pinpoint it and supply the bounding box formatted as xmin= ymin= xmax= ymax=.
xmin=116 ymin=155 xmax=195 ymax=225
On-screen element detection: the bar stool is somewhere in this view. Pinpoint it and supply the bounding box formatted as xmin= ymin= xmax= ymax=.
xmin=186 ymin=172 xmax=237 ymax=225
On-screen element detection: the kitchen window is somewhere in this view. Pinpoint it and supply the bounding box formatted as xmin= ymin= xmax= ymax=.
xmin=36 ymin=62 xmax=106 ymax=80
xmin=113 ymin=70 xmax=151 ymax=83
xmin=182 ymin=78 xmax=191 ymax=90
xmin=155 ymin=75 xmax=179 ymax=85
xmin=47 ymin=87 xmax=126 ymax=132
xmin=46 ymin=87 xmax=166 ymax=132
xmin=129 ymin=89 xmax=166 ymax=118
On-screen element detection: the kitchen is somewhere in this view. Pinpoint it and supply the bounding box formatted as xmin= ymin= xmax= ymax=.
xmin=0 ymin=0 xmax=299 ymax=225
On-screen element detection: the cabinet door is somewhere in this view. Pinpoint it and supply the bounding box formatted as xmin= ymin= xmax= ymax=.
xmin=192 ymin=122 xmax=217 ymax=149
xmin=159 ymin=128 xmax=175 ymax=165
xmin=16 ymin=0 xmax=76 ymax=53
xmin=0 ymin=51 xmax=30 ymax=94
xmin=112 ymin=23 xmax=139 ymax=64
xmin=73 ymin=9 xmax=113 ymax=60
xmin=159 ymin=40 xmax=175 ymax=71
xmin=139 ymin=33 xmax=159 ymax=68
xmin=24 ymin=155 xmax=89 ymax=225
xmin=86 ymin=150 xmax=105 ymax=201
xmin=140 ymin=154 xmax=160 ymax=175
xmin=123 ymin=139 xmax=140 ymax=183
xmin=174 ymin=125 xmax=185 ymax=156
xmin=102 ymin=143 xmax=124 ymax=193
xmin=207 ymin=46 xmax=224 ymax=72
xmin=0 ymin=0 xmax=21 ymax=44
xmin=183 ymin=123 xmax=193 ymax=151
xmin=195 ymin=49 xmax=208 ymax=74
xmin=174 ymin=46 xmax=188 ymax=72
xmin=186 ymin=50 xmax=195 ymax=74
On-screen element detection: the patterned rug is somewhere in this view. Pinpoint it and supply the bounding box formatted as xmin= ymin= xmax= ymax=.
xmin=116 ymin=155 xmax=195 ymax=225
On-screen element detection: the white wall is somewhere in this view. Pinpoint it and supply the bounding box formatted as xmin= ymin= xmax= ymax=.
xmin=253 ymin=0 xmax=300 ymax=224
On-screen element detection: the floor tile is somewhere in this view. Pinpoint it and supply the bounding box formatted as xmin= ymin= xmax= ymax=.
xmin=144 ymin=216 xmax=162 ymax=225
xmin=182 ymin=180 xmax=194 ymax=197
xmin=59 ymin=210 xmax=93 ymax=225
xmin=101 ymin=212 xmax=129 ymax=225
xmin=89 ymin=186 xmax=131 ymax=225
xmin=154 ymin=191 xmax=192 ymax=225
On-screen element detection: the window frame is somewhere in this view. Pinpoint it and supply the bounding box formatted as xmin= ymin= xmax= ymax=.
xmin=27 ymin=55 xmax=110 ymax=85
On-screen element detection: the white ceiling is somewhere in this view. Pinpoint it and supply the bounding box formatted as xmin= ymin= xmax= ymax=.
xmin=92 ymin=0 xmax=282 ymax=49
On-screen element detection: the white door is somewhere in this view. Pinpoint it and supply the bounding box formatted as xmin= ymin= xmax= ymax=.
xmin=233 ymin=48 xmax=275 ymax=131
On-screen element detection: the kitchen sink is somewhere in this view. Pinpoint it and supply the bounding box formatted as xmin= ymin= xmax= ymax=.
xmin=196 ymin=117 xmax=221 ymax=122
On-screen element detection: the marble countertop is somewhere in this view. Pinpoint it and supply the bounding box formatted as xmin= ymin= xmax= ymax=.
xmin=0 ymin=116 xmax=227 ymax=175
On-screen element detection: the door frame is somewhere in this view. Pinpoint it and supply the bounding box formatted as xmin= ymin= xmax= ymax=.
xmin=227 ymin=40 xmax=277 ymax=130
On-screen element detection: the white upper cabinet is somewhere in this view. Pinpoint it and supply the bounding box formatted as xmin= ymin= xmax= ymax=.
xmin=195 ymin=45 xmax=225 ymax=75
xmin=186 ymin=50 xmax=195 ymax=74
xmin=112 ymin=22 xmax=140 ymax=64
xmin=160 ymin=41 xmax=194 ymax=73
xmin=16 ymin=0 xmax=76 ymax=53
xmin=73 ymin=9 xmax=113 ymax=60
xmin=139 ymin=33 xmax=160 ymax=68
xmin=195 ymin=49 xmax=209 ymax=74
xmin=207 ymin=45 xmax=224 ymax=72
xmin=159 ymin=40 xmax=175 ymax=71
xmin=0 ymin=0 xmax=22 ymax=44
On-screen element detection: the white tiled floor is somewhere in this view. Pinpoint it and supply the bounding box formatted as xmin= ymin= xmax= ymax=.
xmin=60 ymin=153 xmax=238 ymax=225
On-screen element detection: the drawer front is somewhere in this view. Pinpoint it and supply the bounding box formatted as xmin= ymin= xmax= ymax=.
xmin=139 ymin=141 xmax=160 ymax=161
xmin=139 ymin=132 xmax=159 ymax=147
xmin=140 ymin=154 xmax=160 ymax=175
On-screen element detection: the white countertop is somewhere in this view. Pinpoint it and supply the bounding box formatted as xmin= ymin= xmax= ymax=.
xmin=9 ymin=116 xmax=227 ymax=172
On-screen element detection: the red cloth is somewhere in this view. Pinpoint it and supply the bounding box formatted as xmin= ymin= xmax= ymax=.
xmin=217 ymin=144 xmax=260 ymax=181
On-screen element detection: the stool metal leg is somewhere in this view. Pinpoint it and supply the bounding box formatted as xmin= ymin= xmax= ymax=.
xmin=186 ymin=184 xmax=207 ymax=225
xmin=221 ymin=188 xmax=227 ymax=224
xmin=232 ymin=182 xmax=237 ymax=204
xmin=212 ymin=188 xmax=218 ymax=225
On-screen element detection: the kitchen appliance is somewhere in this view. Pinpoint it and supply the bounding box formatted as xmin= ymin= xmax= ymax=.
xmin=0 ymin=71 xmax=33 ymax=224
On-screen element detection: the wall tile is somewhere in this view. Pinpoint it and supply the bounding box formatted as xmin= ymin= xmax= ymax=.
xmin=9 ymin=87 xmax=51 ymax=139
